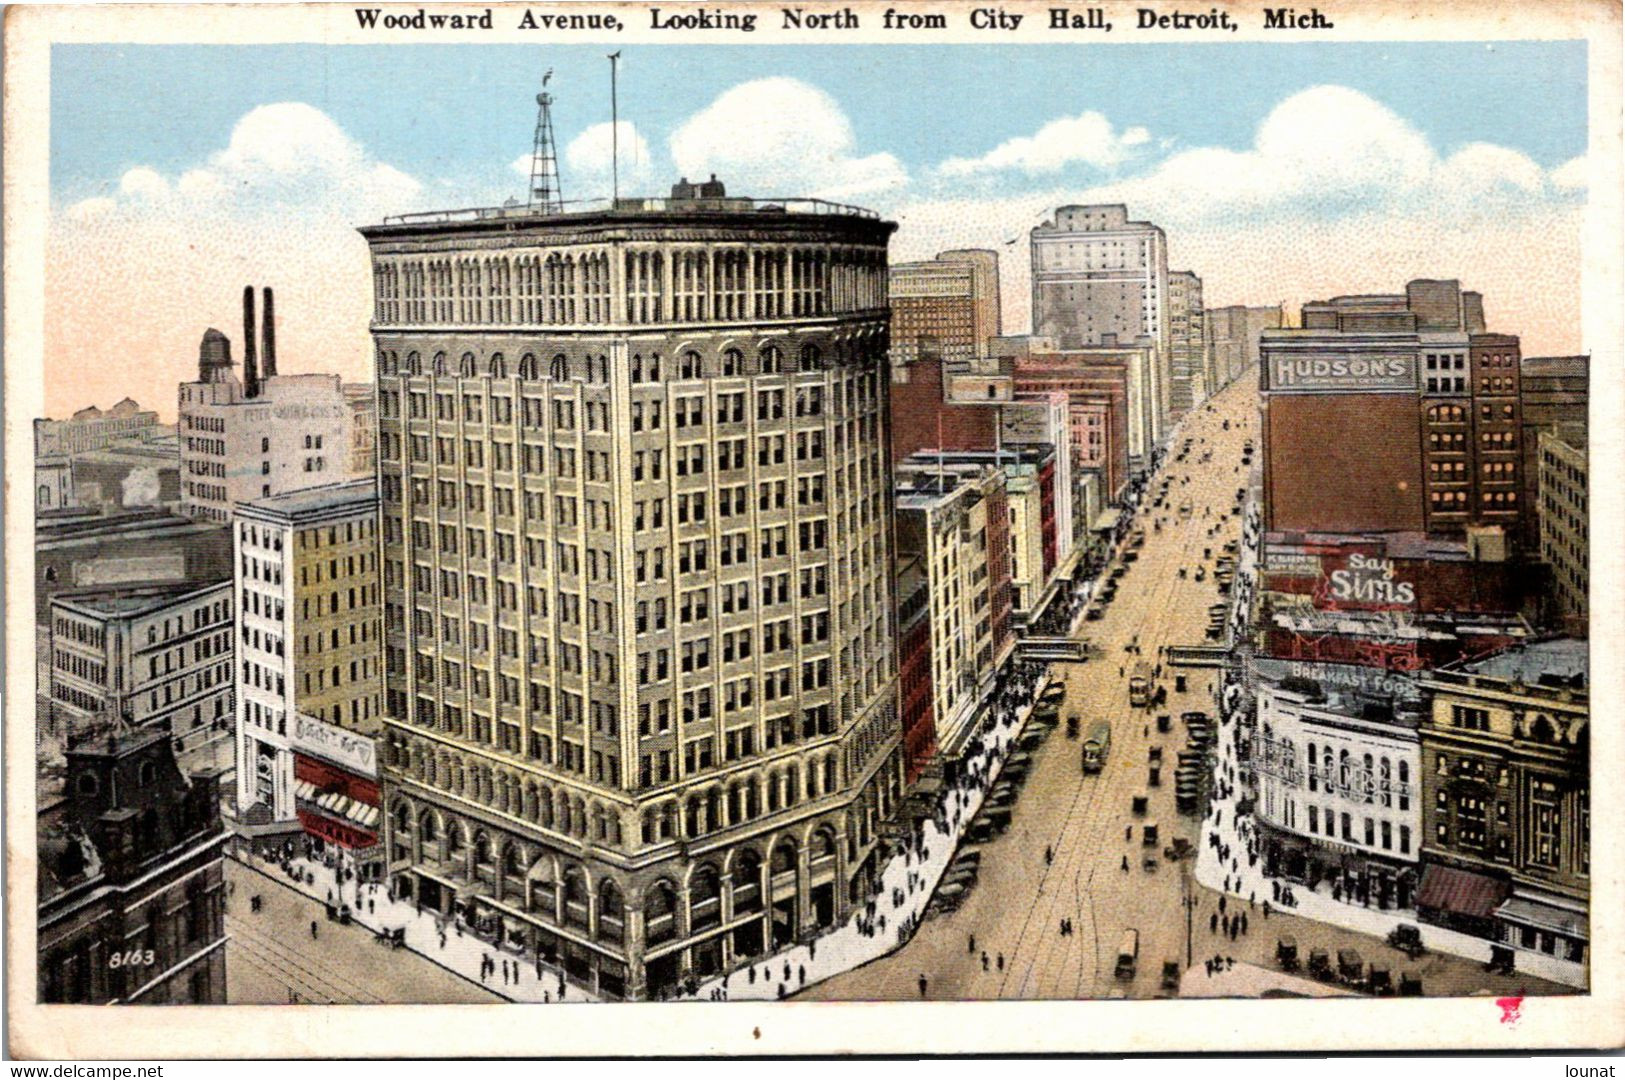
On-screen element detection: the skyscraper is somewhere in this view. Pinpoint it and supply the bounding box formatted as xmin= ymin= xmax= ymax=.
xmin=1030 ymin=204 xmax=1170 ymax=435
xmin=361 ymin=179 xmax=904 ymax=1000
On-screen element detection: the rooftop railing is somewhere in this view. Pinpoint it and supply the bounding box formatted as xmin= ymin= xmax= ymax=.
xmin=382 ymin=195 xmax=880 ymax=226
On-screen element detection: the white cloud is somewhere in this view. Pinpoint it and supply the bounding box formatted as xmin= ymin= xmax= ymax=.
xmin=1059 ymin=85 xmax=1578 ymax=225
xmin=1550 ymin=155 xmax=1588 ymax=191
xmin=511 ymin=121 xmax=655 ymax=196
xmin=47 ymin=102 xmax=423 ymax=422
xmin=669 ymin=77 xmax=907 ymax=200
xmin=894 ymin=85 xmax=1583 ymax=355
xmin=939 ymin=111 xmax=1152 ymax=177
xmin=62 ymin=102 xmax=423 ymax=222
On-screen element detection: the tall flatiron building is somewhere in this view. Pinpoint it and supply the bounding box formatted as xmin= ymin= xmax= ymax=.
xmin=361 ymin=179 xmax=904 ymax=1000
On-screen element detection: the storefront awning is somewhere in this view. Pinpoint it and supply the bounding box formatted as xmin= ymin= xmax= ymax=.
xmin=1496 ymin=895 xmax=1589 ymax=940
xmin=1091 ymin=508 xmax=1123 ymax=533
xmin=1417 ymin=864 xmax=1509 ymax=920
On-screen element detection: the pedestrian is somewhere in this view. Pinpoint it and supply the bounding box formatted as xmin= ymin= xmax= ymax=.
xmin=968 ymin=933 xmax=977 ymax=954
xmin=1240 ymin=913 xmax=1248 ymax=936
xmin=369 ymin=898 xmax=375 ymax=914
xmin=918 ymin=974 xmax=928 ymax=998
xmin=1044 ymin=846 xmax=1053 ymax=866
xmin=799 ymin=965 xmax=806 ymax=985
xmin=1262 ymin=901 xmax=1271 ymax=920
xmin=1121 ymin=854 xmax=1130 ymax=872
xmin=981 ymin=952 xmax=989 ymax=972
xmin=1219 ymin=896 xmax=1227 ymax=915
xmin=310 ymin=919 xmax=318 ymax=939
xmin=1210 ymin=912 xmax=1218 ymax=934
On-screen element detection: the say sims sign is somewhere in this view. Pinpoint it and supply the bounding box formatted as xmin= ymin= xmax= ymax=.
xmin=1317 ymin=553 xmax=1416 ymax=610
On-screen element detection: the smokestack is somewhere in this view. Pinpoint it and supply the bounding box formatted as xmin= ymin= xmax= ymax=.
xmin=242 ymin=285 xmax=259 ymax=398
xmin=261 ymin=286 xmax=277 ymax=379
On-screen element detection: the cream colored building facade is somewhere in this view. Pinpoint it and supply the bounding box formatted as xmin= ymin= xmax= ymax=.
xmin=362 ymin=189 xmax=904 ymax=1000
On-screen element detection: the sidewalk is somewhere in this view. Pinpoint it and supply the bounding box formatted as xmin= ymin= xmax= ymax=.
xmin=234 ymin=849 xmax=598 ymax=1003
xmin=684 ymin=664 xmax=1061 ymax=1001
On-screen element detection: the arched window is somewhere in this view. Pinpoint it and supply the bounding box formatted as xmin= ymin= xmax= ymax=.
xmin=379 ymin=350 xmax=398 ymax=376
xmin=645 ymin=880 xmax=678 ymax=945
xmin=549 ymin=354 xmax=568 ymax=381
xmin=721 ymin=348 xmax=743 ymax=377
xmin=432 ymin=351 xmax=449 ymax=376
xmin=598 ymin=880 xmax=625 ymax=944
xmin=690 ymin=865 xmax=722 ymax=930
xmin=489 ymin=353 xmax=507 ymax=379
xmin=680 ymin=350 xmax=704 ymax=380
xmin=406 ymin=351 xmax=422 ymax=375
xmin=519 ymin=353 xmax=539 ymax=380
xmin=760 ymin=345 xmax=783 ymax=374
xmin=798 ymin=344 xmax=821 ymax=372
xmin=460 ymin=352 xmax=476 ymax=378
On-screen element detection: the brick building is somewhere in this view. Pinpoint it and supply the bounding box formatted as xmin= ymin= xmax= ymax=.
xmin=38 ymin=727 xmax=229 ymax=1004
xmin=1518 ymin=355 xmax=1588 ymax=552
xmin=1261 ymin=281 xmax=1528 ymax=547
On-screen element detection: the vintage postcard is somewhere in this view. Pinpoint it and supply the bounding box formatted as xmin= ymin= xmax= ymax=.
xmin=4 ymin=0 xmax=1622 ymax=1059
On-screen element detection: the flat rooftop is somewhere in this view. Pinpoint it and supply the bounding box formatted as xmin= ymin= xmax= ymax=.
xmin=1460 ymin=638 xmax=1588 ymax=687
xmin=52 ymin=579 xmax=225 ymax=618
xmin=241 ymin=478 xmax=376 ymax=518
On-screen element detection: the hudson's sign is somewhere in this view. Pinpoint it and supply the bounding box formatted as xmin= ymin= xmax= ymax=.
xmin=1267 ymin=354 xmax=1416 ymax=393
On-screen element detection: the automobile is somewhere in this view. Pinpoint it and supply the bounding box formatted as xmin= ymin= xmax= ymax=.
xmin=1276 ymin=936 xmax=1299 ymax=972
xmin=1040 ymin=682 xmax=1067 ymax=704
xmin=1387 ymin=923 xmax=1426 ymax=959
xmin=1337 ymin=948 xmax=1365 ymax=987
xmin=1194 ymin=568 xmax=1206 ymax=581
xmin=1115 ymin=930 xmax=1140 ymax=980
xmin=1175 ymin=674 xmax=1188 ymax=692
xmin=1399 ymin=973 xmax=1423 ymax=997
xmin=1368 ymin=966 xmax=1393 ymax=995
xmin=1148 ymin=765 xmax=1161 ymax=787
xmin=1307 ymin=948 xmax=1333 ymax=980
xmin=1157 ymin=713 xmax=1172 ymax=733
xmin=1149 ymin=746 xmax=1164 ymax=764
xmin=967 ymin=820 xmax=996 ymax=844
xmin=1163 ymin=837 xmax=1193 ymax=861
xmin=1142 ymin=822 xmax=1159 ymax=847
xmin=1205 ymin=625 xmax=1224 ymax=640
xmin=1086 ymin=606 xmax=1104 ymax=621
xmin=935 ymin=882 xmax=967 ymax=910
xmin=1067 ymin=715 xmax=1081 ymax=739
xmin=1161 ymin=961 xmax=1181 ymax=993
xmin=1131 ymin=793 xmax=1149 ymax=816
xmin=951 ymin=850 xmax=982 ymax=871
xmin=942 ymin=865 xmax=979 ymax=889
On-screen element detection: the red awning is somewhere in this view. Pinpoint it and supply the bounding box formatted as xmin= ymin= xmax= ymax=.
xmin=1417 ymin=864 xmax=1509 ymax=920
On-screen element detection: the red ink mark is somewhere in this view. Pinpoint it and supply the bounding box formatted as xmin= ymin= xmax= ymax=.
xmin=1495 ymin=994 xmax=1524 ymax=1024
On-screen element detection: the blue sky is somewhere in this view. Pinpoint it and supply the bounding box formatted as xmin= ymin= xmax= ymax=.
xmin=45 ymin=41 xmax=1592 ymax=420
xmin=51 ymin=41 xmax=1586 ymax=203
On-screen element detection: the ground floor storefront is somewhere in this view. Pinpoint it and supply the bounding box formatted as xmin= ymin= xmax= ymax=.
xmin=1258 ymin=821 xmax=1418 ymax=911
xmin=384 ymin=748 xmax=902 ymax=1000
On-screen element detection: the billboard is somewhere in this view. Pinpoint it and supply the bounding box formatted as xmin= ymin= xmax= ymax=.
xmin=1265 ymin=352 xmax=1417 ymax=393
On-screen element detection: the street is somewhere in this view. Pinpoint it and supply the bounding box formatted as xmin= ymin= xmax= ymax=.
xmin=808 ymin=377 xmax=1562 ymax=1002
xmin=224 ymin=856 xmax=501 ymax=1005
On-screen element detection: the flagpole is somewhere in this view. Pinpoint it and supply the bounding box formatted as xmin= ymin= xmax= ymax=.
xmin=608 ymin=52 xmax=621 ymax=204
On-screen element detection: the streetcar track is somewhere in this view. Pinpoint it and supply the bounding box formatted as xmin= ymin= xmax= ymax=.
xmin=226 ymin=912 xmax=389 ymax=1004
